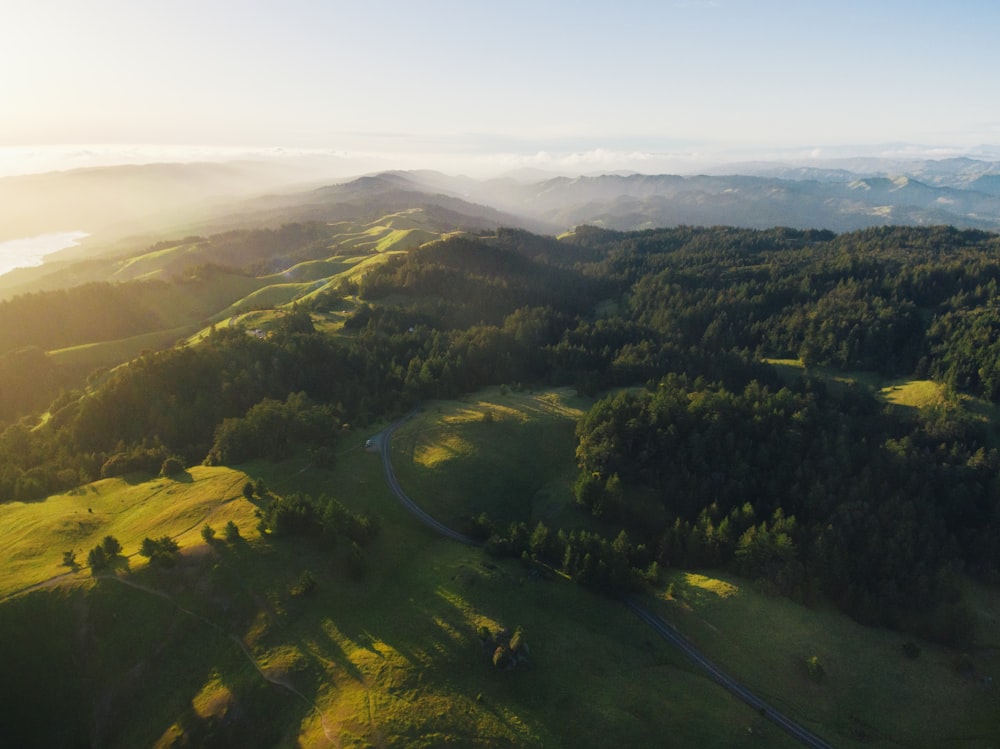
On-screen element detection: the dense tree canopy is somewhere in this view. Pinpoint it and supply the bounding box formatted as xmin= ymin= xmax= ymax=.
xmin=2 ymin=223 xmax=1000 ymax=644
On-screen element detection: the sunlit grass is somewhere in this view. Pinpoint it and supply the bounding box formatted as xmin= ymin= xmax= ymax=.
xmin=880 ymin=379 xmax=944 ymax=408
xmin=649 ymin=569 xmax=1000 ymax=748
xmin=391 ymin=387 xmax=590 ymax=530
xmin=0 ymin=466 xmax=256 ymax=599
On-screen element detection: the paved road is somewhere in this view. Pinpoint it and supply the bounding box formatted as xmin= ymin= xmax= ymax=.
xmin=624 ymin=598 xmax=835 ymax=749
xmin=375 ymin=410 xmax=835 ymax=749
xmin=376 ymin=411 xmax=481 ymax=547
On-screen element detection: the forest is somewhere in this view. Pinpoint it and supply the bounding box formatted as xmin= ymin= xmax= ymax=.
xmin=3 ymin=223 xmax=1000 ymax=646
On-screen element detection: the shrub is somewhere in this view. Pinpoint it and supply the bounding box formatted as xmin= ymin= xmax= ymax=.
xmin=509 ymin=626 xmax=525 ymax=654
xmin=200 ymin=523 xmax=216 ymax=544
xmin=470 ymin=512 xmax=495 ymax=541
xmin=805 ymin=655 xmax=825 ymax=683
xmin=492 ymin=644 xmax=511 ymax=669
xmin=100 ymin=445 xmax=168 ymax=478
xmin=160 ymin=456 xmax=185 ymax=476
xmin=61 ymin=550 xmax=77 ymax=567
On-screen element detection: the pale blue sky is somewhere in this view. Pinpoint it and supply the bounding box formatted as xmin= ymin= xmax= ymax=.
xmin=2 ymin=0 xmax=999 ymax=173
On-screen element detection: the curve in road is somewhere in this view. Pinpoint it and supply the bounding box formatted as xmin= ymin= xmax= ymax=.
xmin=375 ymin=409 xmax=835 ymax=749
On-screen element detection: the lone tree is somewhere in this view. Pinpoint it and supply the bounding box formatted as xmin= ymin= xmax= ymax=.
xmin=224 ymin=520 xmax=242 ymax=543
xmin=160 ymin=456 xmax=185 ymax=476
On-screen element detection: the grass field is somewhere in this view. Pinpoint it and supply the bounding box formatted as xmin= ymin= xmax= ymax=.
xmin=646 ymin=571 xmax=1000 ymax=748
xmin=0 ymin=407 xmax=790 ymax=748
xmin=387 ymin=387 xmax=592 ymax=532
xmin=3 ymin=386 xmax=997 ymax=747
xmin=0 ymin=465 xmax=257 ymax=601
xmin=381 ymin=388 xmax=1000 ymax=748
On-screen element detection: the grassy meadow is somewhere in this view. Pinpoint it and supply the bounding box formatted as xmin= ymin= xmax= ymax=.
xmin=2 ymin=385 xmax=997 ymax=746
xmin=0 ymin=395 xmax=789 ymax=748
xmin=645 ymin=570 xmax=1000 ymax=748
xmin=387 ymin=387 xmax=592 ymax=533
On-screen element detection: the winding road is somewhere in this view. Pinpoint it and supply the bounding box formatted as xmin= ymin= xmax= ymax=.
xmin=374 ymin=410 xmax=836 ymax=749
xmin=376 ymin=412 xmax=481 ymax=547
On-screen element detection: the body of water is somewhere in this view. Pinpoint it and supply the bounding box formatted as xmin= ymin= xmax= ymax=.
xmin=0 ymin=231 xmax=89 ymax=277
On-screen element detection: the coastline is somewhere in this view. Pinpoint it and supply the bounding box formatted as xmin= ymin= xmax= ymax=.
xmin=0 ymin=231 xmax=89 ymax=277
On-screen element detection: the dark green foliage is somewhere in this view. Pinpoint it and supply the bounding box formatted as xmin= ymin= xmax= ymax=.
xmin=805 ymin=656 xmax=825 ymax=683
xmin=139 ymin=535 xmax=180 ymax=566
xmin=100 ymin=535 xmax=122 ymax=556
xmin=359 ymin=234 xmax=602 ymax=328
xmin=159 ymin=455 xmax=185 ymax=476
xmin=487 ymin=519 xmax=648 ymax=594
xmin=257 ymin=492 xmax=381 ymax=547
xmin=487 ymin=625 xmax=529 ymax=670
xmin=953 ymin=653 xmax=975 ymax=677
xmin=3 ymin=222 xmax=1000 ymax=649
xmin=61 ymin=550 xmax=76 ymax=567
xmin=201 ymin=523 xmax=216 ymax=543
xmin=224 ymin=520 xmax=242 ymax=543
xmin=469 ymin=512 xmax=495 ymax=541
xmin=101 ymin=444 xmax=169 ymax=479
xmin=573 ymin=372 xmax=997 ymax=641
xmin=87 ymin=546 xmax=108 ymax=571
xmin=205 ymin=391 xmax=340 ymax=466
xmin=290 ymin=569 xmax=317 ymax=597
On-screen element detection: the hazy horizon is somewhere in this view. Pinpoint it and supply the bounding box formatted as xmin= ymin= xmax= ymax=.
xmin=3 ymin=140 xmax=1000 ymax=182
xmin=4 ymin=1 xmax=1000 ymax=181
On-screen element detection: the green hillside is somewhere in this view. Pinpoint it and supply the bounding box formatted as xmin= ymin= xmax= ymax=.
xmin=384 ymin=389 xmax=1000 ymax=749
xmin=0 ymin=398 xmax=797 ymax=748
xmin=4 ymin=223 xmax=1000 ymax=747
xmin=0 ymin=212 xmax=457 ymax=425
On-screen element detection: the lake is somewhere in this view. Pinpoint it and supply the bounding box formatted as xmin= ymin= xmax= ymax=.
xmin=0 ymin=231 xmax=89 ymax=277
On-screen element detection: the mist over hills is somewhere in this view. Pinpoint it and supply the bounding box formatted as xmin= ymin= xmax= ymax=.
xmin=234 ymin=158 xmax=1000 ymax=235
xmin=429 ymin=162 xmax=1000 ymax=233
xmin=5 ymin=154 xmax=1000 ymax=282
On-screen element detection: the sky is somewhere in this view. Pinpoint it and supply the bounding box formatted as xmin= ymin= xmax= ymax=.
xmin=2 ymin=0 xmax=1000 ymax=176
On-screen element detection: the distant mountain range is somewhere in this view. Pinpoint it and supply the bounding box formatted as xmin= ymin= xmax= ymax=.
xmin=213 ymin=158 xmax=1000 ymax=236
xmin=399 ymin=159 xmax=1000 ymax=233
xmin=5 ymin=156 xmax=1000 ymax=268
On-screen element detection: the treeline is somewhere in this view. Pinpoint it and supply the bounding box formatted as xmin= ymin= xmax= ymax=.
xmin=583 ymin=224 xmax=1000 ymax=393
xmin=480 ymin=518 xmax=659 ymax=595
xmin=572 ymin=375 xmax=995 ymax=644
xmin=358 ymin=233 xmax=607 ymax=328
xmin=0 ymin=267 xmax=262 ymax=424
xmin=3 ymin=223 xmax=1000 ymax=648
xmin=253 ymin=486 xmax=381 ymax=579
